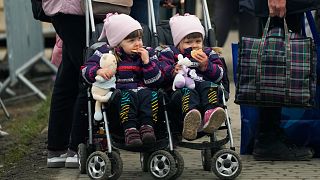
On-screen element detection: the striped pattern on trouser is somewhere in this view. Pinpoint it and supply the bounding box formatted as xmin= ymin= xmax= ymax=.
xmin=119 ymin=89 xmax=159 ymax=129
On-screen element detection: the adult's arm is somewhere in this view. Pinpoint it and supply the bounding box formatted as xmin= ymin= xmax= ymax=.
xmin=240 ymin=0 xmax=320 ymax=17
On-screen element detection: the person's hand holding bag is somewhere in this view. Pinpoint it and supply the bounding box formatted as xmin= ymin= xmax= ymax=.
xmin=268 ymin=0 xmax=286 ymax=17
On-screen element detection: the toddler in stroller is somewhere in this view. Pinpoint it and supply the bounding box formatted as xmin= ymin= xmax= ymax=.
xmin=80 ymin=13 xmax=184 ymax=180
xmin=83 ymin=13 xmax=162 ymax=148
xmin=158 ymin=13 xmax=227 ymax=140
xmin=156 ymin=12 xmax=242 ymax=179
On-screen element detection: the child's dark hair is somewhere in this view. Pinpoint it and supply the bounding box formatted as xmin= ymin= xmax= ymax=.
xmin=184 ymin=32 xmax=203 ymax=40
xmin=114 ymin=29 xmax=143 ymax=62
xmin=124 ymin=29 xmax=143 ymax=40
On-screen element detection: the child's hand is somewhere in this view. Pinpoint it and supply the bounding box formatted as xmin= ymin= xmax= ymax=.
xmin=193 ymin=51 xmax=208 ymax=71
xmin=136 ymin=48 xmax=149 ymax=64
xmin=97 ymin=68 xmax=113 ymax=80
xmin=173 ymin=64 xmax=182 ymax=76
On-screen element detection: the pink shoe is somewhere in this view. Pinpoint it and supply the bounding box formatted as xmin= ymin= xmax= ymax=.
xmin=202 ymin=107 xmax=226 ymax=134
xmin=182 ymin=109 xmax=201 ymax=140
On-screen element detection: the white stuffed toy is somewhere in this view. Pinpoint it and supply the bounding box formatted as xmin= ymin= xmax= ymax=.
xmin=92 ymin=51 xmax=117 ymax=121
xmin=172 ymin=54 xmax=198 ymax=91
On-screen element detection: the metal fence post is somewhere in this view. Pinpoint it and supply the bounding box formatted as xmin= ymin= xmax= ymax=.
xmin=0 ymin=0 xmax=57 ymax=100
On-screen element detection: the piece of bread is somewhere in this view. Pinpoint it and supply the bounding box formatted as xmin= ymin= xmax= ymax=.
xmin=131 ymin=49 xmax=138 ymax=53
xmin=212 ymin=47 xmax=223 ymax=55
xmin=191 ymin=49 xmax=203 ymax=58
xmin=131 ymin=46 xmax=144 ymax=53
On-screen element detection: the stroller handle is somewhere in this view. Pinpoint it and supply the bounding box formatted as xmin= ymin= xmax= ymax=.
xmin=84 ymin=0 xmax=96 ymax=48
xmin=84 ymin=0 xmax=158 ymax=48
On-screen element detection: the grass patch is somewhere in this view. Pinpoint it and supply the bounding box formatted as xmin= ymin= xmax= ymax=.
xmin=0 ymin=95 xmax=50 ymax=172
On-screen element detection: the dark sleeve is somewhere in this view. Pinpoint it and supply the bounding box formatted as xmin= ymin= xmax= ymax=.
xmin=81 ymin=45 xmax=109 ymax=83
xmin=201 ymin=47 xmax=224 ymax=83
xmin=157 ymin=47 xmax=176 ymax=82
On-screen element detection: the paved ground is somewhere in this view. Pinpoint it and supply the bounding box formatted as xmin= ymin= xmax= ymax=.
xmin=53 ymin=31 xmax=320 ymax=180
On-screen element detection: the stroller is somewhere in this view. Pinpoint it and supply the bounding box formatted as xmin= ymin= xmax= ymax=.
xmin=78 ymin=0 xmax=184 ymax=179
xmin=152 ymin=0 xmax=242 ymax=179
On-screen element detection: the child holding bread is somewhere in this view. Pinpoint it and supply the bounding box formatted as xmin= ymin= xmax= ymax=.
xmin=158 ymin=14 xmax=226 ymax=140
xmin=82 ymin=13 xmax=164 ymax=147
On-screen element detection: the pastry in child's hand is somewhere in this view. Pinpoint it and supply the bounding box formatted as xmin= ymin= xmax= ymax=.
xmin=131 ymin=49 xmax=138 ymax=53
xmin=131 ymin=46 xmax=144 ymax=53
xmin=212 ymin=47 xmax=223 ymax=55
xmin=191 ymin=49 xmax=203 ymax=58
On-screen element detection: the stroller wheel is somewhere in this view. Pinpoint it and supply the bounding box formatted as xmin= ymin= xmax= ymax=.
xmin=107 ymin=151 xmax=123 ymax=180
xmin=211 ymin=149 xmax=242 ymax=180
xmin=148 ymin=150 xmax=177 ymax=180
xmin=201 ymin=148 xmax=212 ymax=171
xmin=78 ymin=143 xmax=88 ymax=174
xmin=140 ymin=152 xmax=151 ymax=172
xmin=86 ymin=151 xmax=111 ymax=179
xmin=169 ymin=150 xmax=184 ymax=180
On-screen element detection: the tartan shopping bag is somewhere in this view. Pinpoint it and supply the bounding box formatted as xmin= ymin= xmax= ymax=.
xmin=235 ymin=17 xmax=317 ymax=107
xmin=232 ymin=12 xmax=320 ymax=157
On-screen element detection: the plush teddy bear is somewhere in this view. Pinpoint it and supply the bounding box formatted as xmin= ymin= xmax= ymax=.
xmin=172 ymin=54 xmax=198 ymax=91
xmin=92 ymin=51 xmax=118 ymax=121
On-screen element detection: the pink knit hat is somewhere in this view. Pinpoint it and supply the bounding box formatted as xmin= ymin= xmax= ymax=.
xmin=169 ymin=14 xmax=205 ymax=47
xmin=98 ymin=13 xmax=142 ymax=47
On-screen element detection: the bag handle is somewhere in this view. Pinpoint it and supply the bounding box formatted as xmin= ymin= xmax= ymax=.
xmin=259 ymin=17 xmax=291 ymax=56
xmin=256 ymin=17 xmax=291 ymax=103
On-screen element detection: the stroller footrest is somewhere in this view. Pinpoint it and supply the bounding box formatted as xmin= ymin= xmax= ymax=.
xmin=177 ymin=137 xmax=229 ymax=150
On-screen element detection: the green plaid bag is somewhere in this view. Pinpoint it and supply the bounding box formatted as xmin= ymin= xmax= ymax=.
xmin=235 ymin=17 xmax=317 ymax=107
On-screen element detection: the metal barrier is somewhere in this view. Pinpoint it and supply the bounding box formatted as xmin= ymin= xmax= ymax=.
xmin=0 ymin=1 xmax=57 ymax=100
xmin=0 ymin=97 xmax=9 ymax=119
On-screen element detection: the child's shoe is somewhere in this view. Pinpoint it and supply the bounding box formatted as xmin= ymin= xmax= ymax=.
xmin=182 ymin=109 xmax=201 ymax=140
xmin=47 ymin=150 xmax=68 ymax=168
xmin=140 ymin=125 xmax=156 ymax=144
xmin=65 ymin=149 xmax=79 ymax=168
xmin=202 ymin=107 xmax=226 ymax=134
xmin=125 ymin=128 xmax=142 ymax=147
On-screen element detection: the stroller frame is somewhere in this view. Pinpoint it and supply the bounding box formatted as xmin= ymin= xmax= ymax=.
xmin=174 ymin=82 xmax=242 ymax=179
xmin=152 ymin=0 xmax=242 ymax=179
xmin=79 ymin=0 xmax=242 ymax=179
xmin=78 ymin=0 xmax=184 ymax=180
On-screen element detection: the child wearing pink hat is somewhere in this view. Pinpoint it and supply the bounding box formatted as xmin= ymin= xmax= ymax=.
xmin=158 ymin=14 xmax=226 ymax=140
xmin=82 ymin=13 xmax=164 ymax=147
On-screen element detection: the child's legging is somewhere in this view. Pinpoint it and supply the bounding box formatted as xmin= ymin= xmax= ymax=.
xmin=168 ymin=81 xmax=221 ymax=133
xmin=119 ymin=88 xmax=159 ymax=130
xmin=181 ymin=81 xmax=221 ymax=115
